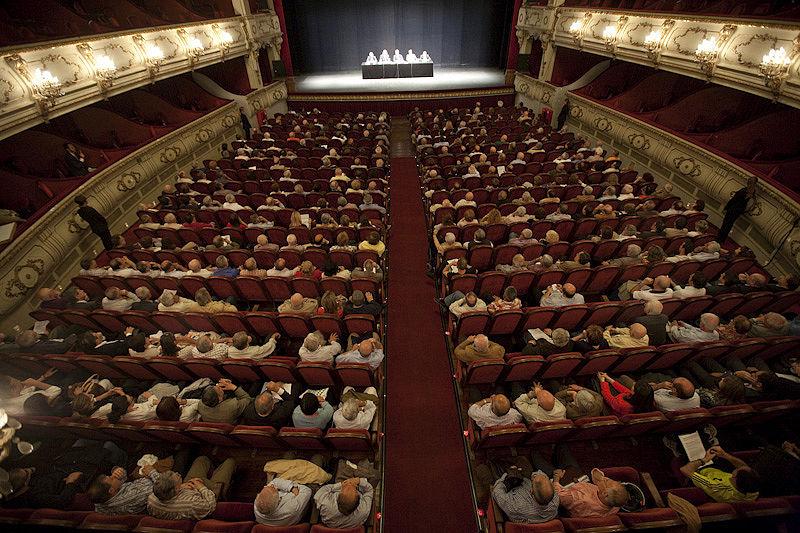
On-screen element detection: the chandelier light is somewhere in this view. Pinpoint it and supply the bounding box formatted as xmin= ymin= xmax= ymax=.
xmin=94 ymin=54 xmax=116 ymax=91
xmin=644 ymin=29 xmax=662 ymax=49
xmin=569 ymin=20 xmax=584 ymax=48
xmin=31 ymin=67 xmax=63 ymax=108
xmin=759 ymin=46 xmax=793 ymax=100
xmin=187 ymin=36 xmax=204 ymax=59
xmin=695 ymin=36 xmax=720 ymax=79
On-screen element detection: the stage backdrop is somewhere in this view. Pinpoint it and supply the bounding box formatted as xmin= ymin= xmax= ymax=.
xmin=282 ymin=0 xmax=514 ymax=73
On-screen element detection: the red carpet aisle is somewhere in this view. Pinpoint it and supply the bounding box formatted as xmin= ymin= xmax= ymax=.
xmin=383 ymin=118 xmax=478 ymax=532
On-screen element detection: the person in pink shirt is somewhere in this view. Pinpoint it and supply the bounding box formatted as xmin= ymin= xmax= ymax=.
xmin=532 ymin=445 xmax=629 ymax=518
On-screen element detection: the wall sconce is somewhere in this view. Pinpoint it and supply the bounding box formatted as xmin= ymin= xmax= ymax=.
xmin=694 ymin=25 xmax=736 ymax=80
xmin=759 ymin=46 xmax=794 ymax=100
xmin=178 ymin=29 xmax=204 ymax=67
xmin=212 ymin=23 xmax=234 ymax=58
xmin=603 ymin=25 xmax=618 ymax=55
xmin=77 ymin=43 xmax=116 ymax=95
xmin=30 ymin=67 xmax=63 ymax=113
xmin=133 ymin=35 xmax=164 ymax=82
xmin=569 ymin=20 xmax=584 ymax=48
xmin=643 ymin=20 xmax=672 ymax=67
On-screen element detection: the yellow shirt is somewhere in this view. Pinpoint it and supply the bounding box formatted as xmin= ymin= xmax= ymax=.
xmin=359 ymin=240 xmax=385 ymax=256
xmin=603 ymin=328 xmax=649 ymax=349
xmin=691 ymin=467 xmax=758 ymax=503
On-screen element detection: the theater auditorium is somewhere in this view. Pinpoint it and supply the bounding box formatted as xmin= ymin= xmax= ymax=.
xmin=0 ymin=0 xmax=798 ymax=532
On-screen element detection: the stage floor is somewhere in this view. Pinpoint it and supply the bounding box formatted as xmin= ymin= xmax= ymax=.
xmin=291 ymin=67 xmax=506 ymax=92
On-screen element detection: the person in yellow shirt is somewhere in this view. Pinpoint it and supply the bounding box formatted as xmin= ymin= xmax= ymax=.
xmin=602 ymin=323 xmax=649 ymax=349
xmin=358 ymin=232 xmax=385 ymax=257
xmin=680 ymin=446 xmax=759 ymax=503
xmin=192 ymin=288 xmax=237 ymax=313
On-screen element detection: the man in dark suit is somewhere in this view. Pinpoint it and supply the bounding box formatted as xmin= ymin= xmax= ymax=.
xmin=75 ymin=195 xmax=113 ymax=250
xmin=240 ymin=382 xmax=298 ymax=429
xmin=521 ymin=328 xmax=575 ymax=356
xmin=635 ymin=299 xmax=669 ymax=346
xmin=0 ymin=330 xmax=77 ymax=355
xmin=130 ymin=287 xmax=159 ymax=312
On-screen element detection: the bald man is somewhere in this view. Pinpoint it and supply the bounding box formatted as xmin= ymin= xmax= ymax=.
xmin=492 ymin=465 xmax=559 ymax=524
xmin=254 ymin=476 xmax=312 ymax=526
xmin=314 ymin=476 xmax=374 ymax=529
xmin=635 ymin=300 xmax=669 ymax=346
xmin=187 ymin=259 xmax=213 ymax=278
xmin=335 ymin=337 xmax=384 ymax=369
xmin=513 ymin=382 xmax=567 ymax=424
xmin=650 ymin=376 xmax=700 ymax=412
xmin=454 ymin=334 xmax=505 ymax=363
xmin=603 ymin=323 xmax=650 ymax=348
xmin=468 ymin=393 xmax=523 ymax=430
xmin=277 ymin=293 xmax=318 ymax=316
xmin=631 ymin=275 xmax=674 ymax=301
xmin=540 ymin=283 xmax=585 ymax=308
xmin=669 ymin=313 xmax=720 ymax=344
xmin=267 ymin=258 xmax=298 ymax=278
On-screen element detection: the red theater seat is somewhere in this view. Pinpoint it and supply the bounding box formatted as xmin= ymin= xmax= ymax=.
xmin=133 ymin=517 xmax=194 ymax=533
xmin=79 ymin=512 xmax=145 ymax=531
xmin=191 ymin=520 xmax=255 ymax=533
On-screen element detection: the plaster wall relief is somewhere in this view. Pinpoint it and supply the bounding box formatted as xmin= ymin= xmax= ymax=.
xmin=0 ymin=14 xmax=283 ymax=140
xmin=516 ymin=6 xmax=800 ymax=108
xmin=514 ymin=72 xmax=800 ymax=274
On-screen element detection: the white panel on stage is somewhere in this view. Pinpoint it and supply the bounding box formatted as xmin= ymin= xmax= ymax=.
xmin=292 ymin=67 xmax=505 ymax=92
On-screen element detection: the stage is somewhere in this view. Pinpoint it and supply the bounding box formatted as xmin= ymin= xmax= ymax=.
xmin=292 ymin=67 xmax=506 ymax=93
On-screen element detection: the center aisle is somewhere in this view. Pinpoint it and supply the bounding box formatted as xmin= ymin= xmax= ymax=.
xmin=383 ymin=119 xmax=478 ymax=532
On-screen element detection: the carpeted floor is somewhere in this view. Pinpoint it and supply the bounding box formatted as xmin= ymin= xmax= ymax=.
xmin=382 ymin=120 xmax=478 ymax=532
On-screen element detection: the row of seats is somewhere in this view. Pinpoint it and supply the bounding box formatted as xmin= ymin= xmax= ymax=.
xmin=427 ymin=182 xmax=660 ymax=205
xmin=2 ymin=351 xmax=380 ymax=389
xmin=450 ymin=293 xmax=797 ymax=338
xmin=0 ymin=504 xmax=369 ymax=533
xmin=467 ymin=400 xmax=800 ymax=451
xmin=71 ymin=271 xmax=382 ymax=302
xmin=19 ymin=415 xmax=377 ymax=452
xmin=457 ymin=336 xmax=800 ymax=387
xmin=30 ymin=308 xmax=378 ymax=338
xmin=191 ymin=166 xmax=388 ymax=184
xmin=487 ymin=464 xmax=799 ymax=533
xmin=105 ymin=246 xmax=381 ymax=271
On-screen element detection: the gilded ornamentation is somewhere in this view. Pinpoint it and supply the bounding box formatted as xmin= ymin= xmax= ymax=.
xmin=0 ymin=77 xmax=14 ymax=109
xmin=221 ymin=114 xmax=237 ymax=128
xmin=731 ymin=33 xmax=780 ymax=68
xmin=4 ymin=259 xmax=45 ymax=298
xmin=593 ymin=116 xmax=612 ymax=132
xmin=671 ymin=27 xmax=709 ymax=56
xmin=627 ymin=133 xmax=650 ymax=149
xmin=673 ymin=156 xmax=701 ymax=177
xmin=116 ymin=171 xmax=142 ymax=191
xmin=194 ymin=128 xmax=213 ymax=143
xmin=159 ymin=146 xmax=182 ymax=163
xmin=37 ymin=54 xmax=83 ymax=85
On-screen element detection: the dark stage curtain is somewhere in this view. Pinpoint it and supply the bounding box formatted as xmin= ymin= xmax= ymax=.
xmin=282 ymin=0 xmax=513 ymax=73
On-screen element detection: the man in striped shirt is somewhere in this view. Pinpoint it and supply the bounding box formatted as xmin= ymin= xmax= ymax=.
xmin=90 ymin=465 xmax=161 ymax=515
xmin=147 ymin=456 xmax=236 ymax=520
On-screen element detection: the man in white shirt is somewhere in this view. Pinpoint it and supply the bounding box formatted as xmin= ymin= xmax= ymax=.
xmin=158 ymin=292 xmax=198 ymax=313
xmin=187 ymin=259 xmax=213 ymax=278
xmin=392 ymin=49 xmax=403 ymax=62
xmin=0 ymin=373 xmax=61 ymax=417
xmin=630 ymin=276 xmax=674 ymax=301
xmin=405 ymin=49 xmax=417 ymax=62
xmin=266 ymin=258 xmax=298 ymax=278
xmin=545 ymin=204 xmax=571 ymax=222
xmin=540 ymin=284 xmax=585 ymax=308
xmin=650 ymin=377 xmax=700 ymax=412
xmin=102 ymin=287 xmax=140 ymax=311
xmin=364 ymin=52 xmax=377 ymax=64
xmin=467 ymin=394 xmax=523 ymax=430
xmin=222 ymin=194 xmax=249 ymax=211
xmin=185 ymin=335 xmax=229 ymax=360
xmin=454 ymin=192 xmax=477 ymax=209
xmin=299 ymin=331 xmax=341 ymax=364
xmin=254 ymin=477 xmax=312 ymax=526
xmin=420 ymin=50 xmax=431 ymax=62
xmin=227 ymin=332 xmax=280 ymax=360
xmin=513 ymin=383 xmax=567 ymax=424
xmin=672 ymin=272 xmax=707 ymax=299
xmin=447 ymin=291 xmax=488 ymax=318
xmin=666 ymin=241 xmax=721 ymax=263
xmin=333 ymin=386 xmax=378 ymax=429
xmin=335 ymin=338 xmax=384 ymax=369
xmin=379 ymin=49 xmax=391 ymax=63
xmin=669 ymin=313 xmax=720 ymax=344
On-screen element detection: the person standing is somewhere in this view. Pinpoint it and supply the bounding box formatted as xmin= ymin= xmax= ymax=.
xmin=556 ymin=99 xmax=570 ymax=130
xmin=240 ymin=107 xmax=252 ymax=140
xmin=75 ymin=194 xmax=113 ymax=250
xmin=717 ymin=177 xmax=757 ymax=243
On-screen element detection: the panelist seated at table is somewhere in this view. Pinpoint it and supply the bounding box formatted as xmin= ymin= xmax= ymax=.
xmin=364 ymin=51 xmax=378 ymax=64
xmin=420 ymin=50 xmax=432 ymax=62
xmin=405 ymin=49 xmax=418 ymax=63
xmin=393 ymin=48 xmax=404 ymax=62
xmin=379 ymin=49 xmax=391 ymax=63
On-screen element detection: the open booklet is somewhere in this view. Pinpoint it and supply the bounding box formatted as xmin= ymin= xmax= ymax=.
xmin=260 ymin=382 xmax=293 ymax=401
xmin=679 ymin=431 xmax=710 ymax=463
xmin=526 ymin=328 xmax=553 ymax=342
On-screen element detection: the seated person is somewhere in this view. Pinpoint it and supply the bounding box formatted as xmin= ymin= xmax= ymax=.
xmin=487 ymin=286 xmax=522 ymax=314
xmin=148 ymin=456 xmax=236 ymax=519
xmin=343 ymin=290 xmax=382 ymax=318
xmin=669 ymin=313 xmax=720 ymax=344
xmin=254 ymin=476 xmax=312 ymax=526
xmin=227 ymin=331 xmax=279 ymax=360
xmin=314 ymin=476 xmax=375 ymax=529
xmin=278 ymin=293 xmax=319 ymax=316
xmin=533 ymin=445 xmax=629 ymax=518
xmin=680 ymin=446 xmax=759 ymax=503
xmin=445 ymin=291 xmax=487 ymax=317
xmin=555 ymin=384 xmax=604 ymax=420
xmin=454 ymin=334 xmax=505 ymax=363
xmin=292 ymin=391 xmax=334 ymax=429
xmin=299 ymin=331 xmax=342 ymax=364
xmin=198 ymin=379 xmax=251 ymax=423
xmin=335 ymin=337 xmax=384 ymax=369
xmin=596 ymin=372 xmax=654 ymax=416
xmin=333 ymin=386 xmax=378 ymax=429
xmin=467 ymin=393 xmax=522 ymax=430
xmin=648 ymin=375 xmax=700 ymax=411
xmin=513 ymin=381 xmax=567 ymax=424
xmin=540 ymin=283 xmax=584 ymax=307
xmin=241 ymin=381 xmax=296 ymax=428
xmin=492 ymin=463 xmax=559 ymax=524
xmin=603 ymin=323 xmax=649 ymax=348
xmin=89 ymin=464 xmax=160 ymax=515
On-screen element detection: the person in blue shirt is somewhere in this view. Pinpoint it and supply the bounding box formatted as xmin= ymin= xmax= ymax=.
xmin=292 ymin=392 xmax=334 ymax=429
xmin=213 ymin=256 xmax=240 ymax=278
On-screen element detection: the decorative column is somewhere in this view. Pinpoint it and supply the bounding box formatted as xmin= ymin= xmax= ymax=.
xmin=538 ymin=31 xmax=556 ymax=81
